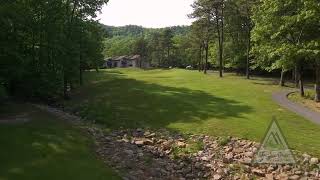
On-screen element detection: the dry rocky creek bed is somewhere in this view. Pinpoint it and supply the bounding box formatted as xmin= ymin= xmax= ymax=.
xmin=35 ymin=104 xmax=320 ymax=180
xmin=88 ymin=127 xmax=320 ymax=180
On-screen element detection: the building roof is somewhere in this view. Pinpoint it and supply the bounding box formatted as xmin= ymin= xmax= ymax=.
xmin=114 ymin=55 xmax=128 ymax=61
xmin=106 ymin=55 xmax=141 ymax=62
xmin=129 ymin=55 xmax=141 ymax=60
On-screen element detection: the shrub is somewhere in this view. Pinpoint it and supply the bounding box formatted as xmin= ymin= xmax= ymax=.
xmin=218 ymin=136 xmax=231 ymax=146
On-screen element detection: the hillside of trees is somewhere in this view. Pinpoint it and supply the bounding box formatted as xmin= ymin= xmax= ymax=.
xmin=101 ymin=25 xmax=195 ymax=67
xmin=101 ymin=25 xmax=190 ymax=37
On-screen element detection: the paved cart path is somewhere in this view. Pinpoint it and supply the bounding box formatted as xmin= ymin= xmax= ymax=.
xmin=272 ymin=90 xmax=320 ymax=125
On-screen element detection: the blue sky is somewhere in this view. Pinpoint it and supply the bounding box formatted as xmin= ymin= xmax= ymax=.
xmin=97 ymin=0 xmax=195 ymax=28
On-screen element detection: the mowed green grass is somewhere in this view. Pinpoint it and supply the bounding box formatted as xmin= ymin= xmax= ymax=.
xmin=67 ymin=68 xmax=320 ymax=156
xmin=0 ymin=103 xmax=120 ymax=180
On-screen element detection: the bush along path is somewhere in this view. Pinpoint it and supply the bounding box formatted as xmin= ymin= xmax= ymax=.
xmin=272 ymin=90 xmax=320 ymax=125
xmin=34 ymin=104 xmax=320 ymax=179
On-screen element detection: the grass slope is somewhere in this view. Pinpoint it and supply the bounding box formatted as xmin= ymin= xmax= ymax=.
xmin=0 ymin=103 xmax=119 ymax=180
xmin=67 ymin=69 xmax=320 ymax=156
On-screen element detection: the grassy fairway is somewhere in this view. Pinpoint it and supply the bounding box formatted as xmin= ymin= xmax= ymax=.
xmin=0 ymin=103 xmax=119 ymax=180
xmin=67 ymin=69 xmax=320 ymax=156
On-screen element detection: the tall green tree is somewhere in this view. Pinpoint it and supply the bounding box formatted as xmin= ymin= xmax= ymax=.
xmin=252 ymin=0 xmax=319 ymax=97
xmin=161 ymin=28 xmax=174 ymax=66
xmin=225 ymin=0 xmax=256 ymax=78
xmin=190 ymin=19 xmax=207 ymax=71
xmin=191 ymin=0 xmax=225 ymax=76
xmin=133 ymin=37 xmax=149 ymax=67
xmin=0 ymin=0 xmax=108 ymax=101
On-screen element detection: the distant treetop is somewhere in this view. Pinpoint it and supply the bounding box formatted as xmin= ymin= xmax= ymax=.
xmin=100 ymin=24 xmax=191 ymax=38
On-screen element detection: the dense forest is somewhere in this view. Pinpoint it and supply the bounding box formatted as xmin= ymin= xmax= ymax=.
xmin=0 ymin=0 xmax=108 ymax=102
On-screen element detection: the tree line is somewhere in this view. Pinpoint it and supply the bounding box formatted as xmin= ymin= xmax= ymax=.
xmin=103 ymin=0 xmax=319 ymax=102
xmin=102 ymin=25 xmax=197 ymax=68
xmin=0 ymin=0 xmax=108 ymax=102
xmin=190 ymin=0 xmax=319 ymax=101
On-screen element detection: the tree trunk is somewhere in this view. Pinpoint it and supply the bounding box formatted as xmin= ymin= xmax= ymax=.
xmin=204 ymin=43 xmax=209 ymax=74
xmin=215 ymin=5 xmax=224 ymax=78
xmin=295 ymin=65 xmax=299 ymax=88
xmin=79 ymin=63 xmax=83 ymax=86
xmin=218 ymin=42 xmax=223 ymax=77
xmin=63 ymin=81 xmax=68 ymax=99
xmin=299 ymin=65 xmax=305 ymax=97
xmin=292 ymin=69 xmax=295 ymax=81
xmin=9 ymin=79 xmax=16 ymax=96
xmin=315 ymin=64 xmax=320 ymax=102
xmin=245 ymin=0 xmax=250 ymax=79
xmin=219 ymin=1 xmax=224 ymax=78
xmin=280 ymin=68 xmax=285 ymax=86
xmin=246 ymin=30 xmax=250 ymax=79
xmin=167 ymin=47 xmax=170 ymax=66
xmin=63 ymin=73 xmax=69 ymax=100
xmin=79 ymin=29 xmax=83 ymax=86
xmin=198 ymin=45 xmax=202 ymax=72
xmin=201 ymin=45 xmax=204 ymax=71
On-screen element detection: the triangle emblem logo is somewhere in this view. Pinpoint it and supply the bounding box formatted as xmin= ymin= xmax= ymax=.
xmin=253 ymin=117 xmax=296 ymax=164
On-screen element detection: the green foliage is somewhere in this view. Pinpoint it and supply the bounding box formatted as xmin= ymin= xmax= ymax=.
xmin=133 ymin=37 xmax=148 ymax=61
xmin=102 ymin=26 xmax=194 ymax=67
xmin=172 ymin=35 xmax=198 ymax=67
xmin=251 ymin=0 xmax=320 ymax=72
xmin=218 ymin=136 xmax=231 ymax=146
xmin=0 ymin=0 xmax=108 ymax=101
xmin=171 ymin=140 xmax=204 ymax=159
xmin=102 ymin=25 xmax=145 ymax=37
xmin=103 ymin=36 xmax=136 ymax=57
xmin=101 ymin=24 xmax=190 ymax=38
xmin=289 ymin=90 xmax=315 ymax=101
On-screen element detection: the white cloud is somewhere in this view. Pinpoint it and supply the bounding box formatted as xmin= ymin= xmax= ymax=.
xmin=97 ymin=0 xmax=195 ymax=28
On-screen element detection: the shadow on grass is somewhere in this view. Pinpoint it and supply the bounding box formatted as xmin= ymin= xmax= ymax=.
xmin=249 ymin=77 xmax=280 ymax=86
xmin=69 ymin=71 xmax=253 ymax=129
xmin=0 ymin=106 xmax=120 ymax=180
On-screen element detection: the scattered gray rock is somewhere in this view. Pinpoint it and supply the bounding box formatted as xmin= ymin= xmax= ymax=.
xmin=176 ymin=141 xmax=186 ymax=148
xmin=213 ymin=174 xmax=222 ymax=180
xmin=89 ymin=128 xmax=320 ymax=179
xmin=134 ymin=140 xmax=144 ymax=146
xmin=310 ymin=157 xmax=319 ymax=165
xmin=252 ymin=169 xmax=265 ymax=177
xmin=289 ymin=175 xmax=300 ymax=180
